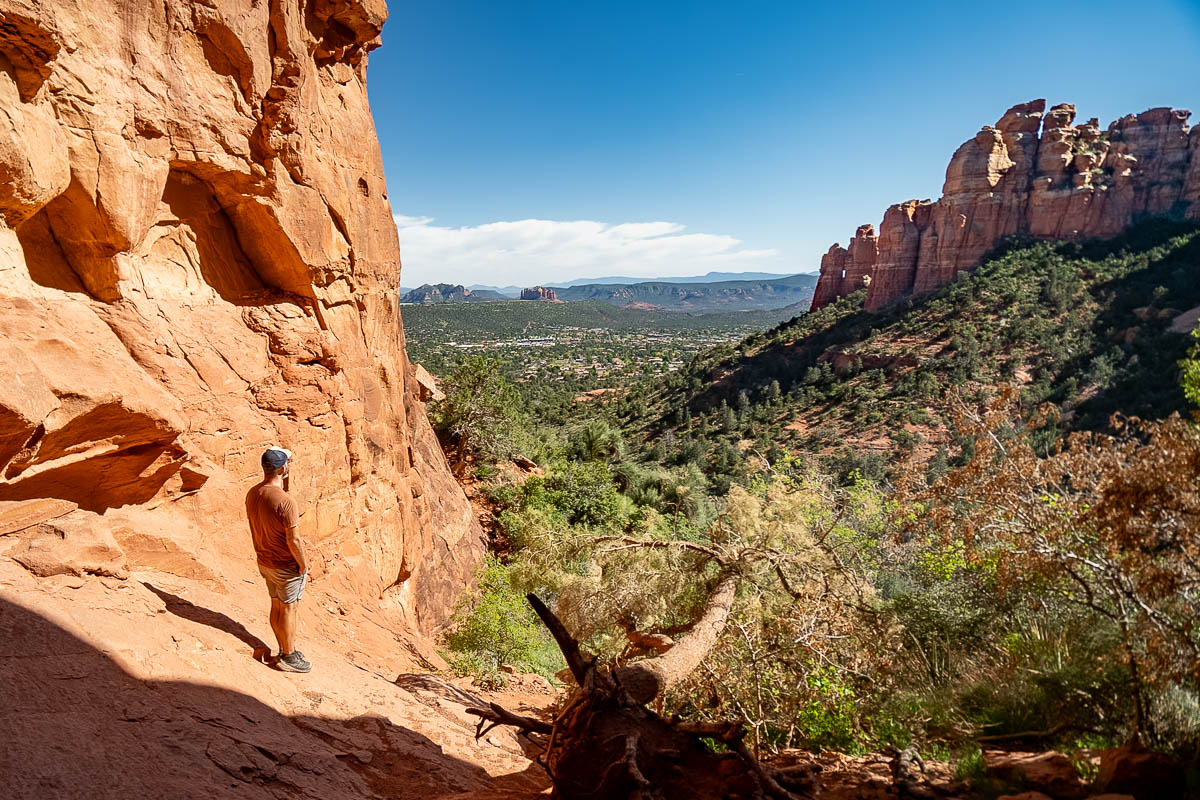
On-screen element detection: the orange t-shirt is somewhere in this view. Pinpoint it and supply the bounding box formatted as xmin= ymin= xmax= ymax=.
xmin=246 ymin=483 xmax=300 ymax=569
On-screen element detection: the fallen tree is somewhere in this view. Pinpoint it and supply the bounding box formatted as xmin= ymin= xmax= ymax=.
xmin=464 ymin=478 xmax=879 ymax=799
xmin=468 ymin=590 xmax=817 ymax=800
xmin=462 ymin=470 xmax=1006 ymax=797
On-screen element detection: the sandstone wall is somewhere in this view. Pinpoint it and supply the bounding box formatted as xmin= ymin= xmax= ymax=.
xmin=812 ymin=100 xmax=1200 ymax=311
xmin=0 ymin=0 xmax=483 ymax=631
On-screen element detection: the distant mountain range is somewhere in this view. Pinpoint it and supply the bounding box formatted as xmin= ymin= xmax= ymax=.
xmin=554 ymin=274 xmax=817 ymax=311
xmin=399 ymin=273 xmax=818 ymax=312
xmin=466 ymin=284 xmax=523 ymax=297
xmin=401 ymin=272 xmax=815 ymax=298
xmin=547 ymin=270 xmax=809 ymax=287
xmin=400 ymin=284 xmax=508 ymax=304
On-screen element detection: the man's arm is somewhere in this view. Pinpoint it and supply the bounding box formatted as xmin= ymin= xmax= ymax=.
xmin=286 ymin=525 xmax=308 ymax=574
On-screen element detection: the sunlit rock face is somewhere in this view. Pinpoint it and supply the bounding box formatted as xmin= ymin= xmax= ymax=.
xmin=812 ymin=100 xmax=1199 ymax=312
xmin=0 ymin=0 xmax=482 ymax=630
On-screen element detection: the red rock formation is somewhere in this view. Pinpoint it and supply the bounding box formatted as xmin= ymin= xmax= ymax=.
xmin=869 ymin=200 xmax=933 ymax=305
xmin=813 ymin=100 xmax=1199 ymax=312
xmin=0 ymin=0 xmax=482 ymax=631
xmin=1187 ymin=125 xmax=1200 ymax=213
xmin=810 ymin=224 xmax=878 ymax=306
xmin=521 ymin=285 xmax=559 ymax=301
xmin=810 ymin=245 xmax=849 ymax=308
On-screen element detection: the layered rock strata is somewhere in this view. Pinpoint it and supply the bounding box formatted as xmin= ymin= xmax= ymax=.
xmin=0 ymin=0 xmax=482 ymax=630
xmin=812 ymin=100 xmax=1200 ymax=311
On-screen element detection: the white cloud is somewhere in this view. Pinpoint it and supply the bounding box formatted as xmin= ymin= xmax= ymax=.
xmin=394 ymin=214 xmax=780 ymax=287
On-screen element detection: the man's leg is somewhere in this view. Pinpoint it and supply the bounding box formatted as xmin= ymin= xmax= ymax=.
xmin=269 ymin=597 xmax=291 ymax=654
xmin=279 ymin=597 xmax=299 ymax=655
xmin=274 ymin=574 xmax=310 ymax=672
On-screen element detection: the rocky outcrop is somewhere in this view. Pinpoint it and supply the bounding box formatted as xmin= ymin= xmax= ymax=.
xmin=521 ymin=285 xmax=559 ymax=301
xmin=0 ymin=0 xmax=483 ymax=631
xmin=0 ymin=557 xmax=550 ymax=799
xmin=812 ymin=100 xmax=1200 ymax=311
xmin=810 ymin=224 xmax=881 ymax=307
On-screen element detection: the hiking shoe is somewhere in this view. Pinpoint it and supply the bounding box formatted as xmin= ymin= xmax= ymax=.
xmin=277 ymin=651 xmax=311 ymax=673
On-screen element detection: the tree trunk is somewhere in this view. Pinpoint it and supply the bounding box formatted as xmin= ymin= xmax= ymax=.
xmin=612 ymin=570 xmax=739 ymax=704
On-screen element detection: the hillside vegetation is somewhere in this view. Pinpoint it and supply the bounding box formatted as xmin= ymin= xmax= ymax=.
xmin=614 ymin=219 xmax=1200 ymax=488
xmin=421 ymin=219 xmax=1200 ymax=791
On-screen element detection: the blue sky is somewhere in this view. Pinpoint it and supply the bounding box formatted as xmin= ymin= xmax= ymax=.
xmin=368 ymin=0 xmax=1200 ymax=288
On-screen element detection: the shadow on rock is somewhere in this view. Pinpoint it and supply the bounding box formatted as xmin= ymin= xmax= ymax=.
xmin=142 ymin=581 xmax=272 ymax=663
xmin=0 ymin=596 xmax=541 ymax=799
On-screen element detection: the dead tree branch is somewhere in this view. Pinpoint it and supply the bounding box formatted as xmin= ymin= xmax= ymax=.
xmin=527 ymin=592 xmax=592 ymax=684
xmin=466 ymin=702 xmax=553 ymax=738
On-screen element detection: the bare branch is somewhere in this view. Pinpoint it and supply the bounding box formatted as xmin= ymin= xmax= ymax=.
xmin=527 ymin=593 xmax=591 ymax=684
xmin=614 ymin=571 xmax=740 ymax=705
xmin=466 ymin=702 xmax=553 ymax=736
xmin=594 ymin=535 xmax=724 ymax=562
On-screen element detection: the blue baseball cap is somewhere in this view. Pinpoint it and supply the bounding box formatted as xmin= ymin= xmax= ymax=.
xmin=261 ymin=447 xmax=292 ymax=470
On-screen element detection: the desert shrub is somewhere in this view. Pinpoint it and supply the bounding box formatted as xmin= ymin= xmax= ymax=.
xmin=953 ymin=746 xmax=986 ymax=781
xmin=431 ymin=355 xmax=529 ymax=463
xmin=1182 ymin=328 xmax=1200 ymax=407
xmin=443 ymin=556 xmax=564 ymax=685
xmin=566 ymin=420 xmax=626 ymax=463
xmin=909 ymin=389 xmax=1200 ymax=753
xmin=823 ymin=447 xmax=886 ymax=485
xmin=544 ymin=461 xmax=626 ymax=528
xmin=663 ymin=472 xmax=897 ymax=754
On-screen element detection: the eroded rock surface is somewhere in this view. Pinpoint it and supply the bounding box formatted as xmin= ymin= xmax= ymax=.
xmin=0 ymin=0 xmax=483 ymax=629
xmin=812 ymin=100 xmax=1199 ymax=311
xmin=0 ymin=0 xmax=506 ymax=794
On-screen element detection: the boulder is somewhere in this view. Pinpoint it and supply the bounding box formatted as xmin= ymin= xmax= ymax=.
xmin=1096 ymin=742 xmax=1185 ymax=798
xmin=7 ymin=511 xmax=128 ymax=580
xmin=985 ymin=750 xmax=1087 ymax=799
xmin=412 ymin=363 xmax=446 ymax=402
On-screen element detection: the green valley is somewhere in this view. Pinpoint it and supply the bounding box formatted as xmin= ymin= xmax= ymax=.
xmin=426 ymin=217 xmax=1200 ymax=779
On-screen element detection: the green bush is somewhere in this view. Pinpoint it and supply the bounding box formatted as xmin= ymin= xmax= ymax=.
xmin=953 ymin=746 xmax=986 ymax=781
xmin=544 ymin=461 xmax=625 ymax=527
xmin=430 ymin=356 xmax=529 ymax=464
xmin=442 ymin=557 xmax=564 ymax=685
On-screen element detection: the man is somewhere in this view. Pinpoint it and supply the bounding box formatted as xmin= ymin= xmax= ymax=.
xmin=246 ymin=446 xmax=312 ymax=673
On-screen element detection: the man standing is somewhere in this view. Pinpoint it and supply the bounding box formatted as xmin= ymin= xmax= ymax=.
xmin=246 ymin=446 xmax=312 ymax=673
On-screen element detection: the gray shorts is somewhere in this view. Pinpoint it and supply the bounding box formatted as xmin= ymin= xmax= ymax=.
xmin=258 ymin=564 xmax=307 ymax=604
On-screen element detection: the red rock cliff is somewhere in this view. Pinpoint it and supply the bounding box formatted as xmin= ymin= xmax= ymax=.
xmin=812 ymin=100 xmax=1200 ymax=311
xmin=0 ymin=0 xmax=483 ymax=631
